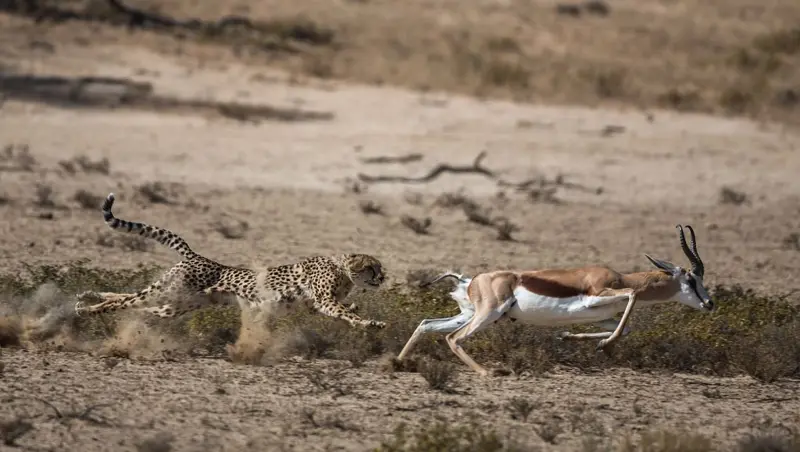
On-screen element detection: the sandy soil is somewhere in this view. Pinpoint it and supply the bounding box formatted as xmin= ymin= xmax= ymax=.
xmin=1 ymin=351 xmax=798 ymax=451
xmin=1 ymin=8 xmax=800 ymax=452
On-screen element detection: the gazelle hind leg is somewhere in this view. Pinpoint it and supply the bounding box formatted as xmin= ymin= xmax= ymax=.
xmin=445 ymin=296 xmax=517 ymax=376
xmin=396 ymin=311 xmax=474 ymax=361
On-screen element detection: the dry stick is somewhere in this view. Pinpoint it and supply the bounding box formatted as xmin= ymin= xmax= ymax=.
xmin=357 ymin=151 xmax=600 ymax=194
xmin=357 ymin=151 xmax=495 ymax=184
xmin=26 ymin=398 xmax=115 ymax=426
xmin=0 ymin=0 xmax=262 ymax=35
xmin=359 ymin=153 xmax=423 ymax=165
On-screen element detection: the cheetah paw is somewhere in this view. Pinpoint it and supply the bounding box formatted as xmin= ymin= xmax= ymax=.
xmin=76 ymin=291 xmax=101 ymax=301
xmin=365 ymin=320 xmax=386 ymax=329
xmin=345 ymin=303 xmax=359 ymax=313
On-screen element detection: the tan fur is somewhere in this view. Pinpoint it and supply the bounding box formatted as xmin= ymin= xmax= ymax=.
xmin=398 ymin=264 xmax=703 ymax=377
xmin=448 ymin=267 xmax=678 ymax=376
xmin=397 ymin=225 xmax=714 ymax=375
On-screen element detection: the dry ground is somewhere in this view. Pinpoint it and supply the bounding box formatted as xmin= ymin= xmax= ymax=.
xmin=1 ymin=1 xmax=800 ymax=451
xmin=1 ymin=352 xmax=799 ymax=452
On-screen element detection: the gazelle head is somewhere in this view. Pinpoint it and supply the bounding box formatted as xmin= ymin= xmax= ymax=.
xmin=644 ymin=225 xmax=713 ymax=312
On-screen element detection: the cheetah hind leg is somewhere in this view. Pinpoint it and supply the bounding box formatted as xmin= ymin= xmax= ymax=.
xmin=75 ymin=291 xmax=145 ymax=316
xmin=142 ymin=287 xmax=236 ymax=319
xmin=74 ymin=276 xmax=179 ymax=316
xmin=141 ymin=286 xmax=246 ymax=319
xmin=76 ymin=291 xmax=132 ymax=304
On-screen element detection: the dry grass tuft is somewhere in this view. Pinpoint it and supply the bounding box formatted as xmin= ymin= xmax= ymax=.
xmin=2 ymin=262 xmax=799 ymax=387
xmin=0 ymin=315 xmax=22 ymax=347
xmin=417 ymin=358 xmax=456 ymax=391
xmin=737 ymin=428 xmax=800 ymax=452
xmin=400 ymin=215 xmax=432 ymax=235
xmin=378 ymin=421 xmax=524 ymax=452
xmin=73 ymin=189 xmax=103 ymax=210
xmin=618 ymin=429 xmax=714 ymax=452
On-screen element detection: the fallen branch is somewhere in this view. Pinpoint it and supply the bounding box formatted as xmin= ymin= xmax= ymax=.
xmin=357 ymin=151 xmax=603 ymax=196
xmin=359 ymin=153 xmax=423 ymax=165
xmin=25 ymin=398 xmax=115 ymax=426
xmin=0 ymin=0 xmax=333 ymax=50
xmin=358 ymin=151 xmax=494 ymax=183
xmin=497 ymin=174 xmax=600 ymax=194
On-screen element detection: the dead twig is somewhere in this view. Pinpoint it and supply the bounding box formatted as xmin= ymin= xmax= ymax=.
xmin=25 ymin=398 xmax=115 ymax=426
xmin=358 ymin=151 xmax=494 ymax=183
xmin=499 ymin=174 xmax=599 ymax=194
xmin=357 ymin=151 xmax=603 ymax=198
xmin=359 ymin=153 xmax=423 ymax=165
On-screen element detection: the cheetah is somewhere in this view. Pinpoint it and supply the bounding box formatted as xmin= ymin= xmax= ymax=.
xmin=74 ymin=193 xmax=387 ymax=329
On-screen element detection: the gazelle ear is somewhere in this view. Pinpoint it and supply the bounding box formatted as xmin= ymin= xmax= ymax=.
xmin=644 ymin=254 xmax=679 ymax=273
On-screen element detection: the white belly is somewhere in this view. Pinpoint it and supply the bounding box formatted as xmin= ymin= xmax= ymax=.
xmin=507 ymin=287 xmax=627 ymax=326
xmin=449 ymin=278 xmax=475 ymax=315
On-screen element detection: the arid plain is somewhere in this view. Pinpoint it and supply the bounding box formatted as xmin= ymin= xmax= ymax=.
xmin=1 ymin=1 xmax=799 ymax=451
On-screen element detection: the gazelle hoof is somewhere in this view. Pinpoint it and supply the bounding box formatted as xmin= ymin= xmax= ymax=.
xmin=74 ymin=301 xmax=85 ymax=317
xmin=491 ymin=368 xmax=513 ymax=377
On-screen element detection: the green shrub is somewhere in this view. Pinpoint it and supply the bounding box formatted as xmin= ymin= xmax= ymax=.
xmin=377 ymin=421 xmax=523 ymax=452
xmin=2 ymin=262 xmax=798 ymax=382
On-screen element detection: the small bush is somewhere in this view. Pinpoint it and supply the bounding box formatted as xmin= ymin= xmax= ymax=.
xmin=594 ymin=69 xmax=626 ymax=99
xmin=720 ymin=87 xmax=755 ymax=114
xmin=418 ymin=358 xmax=456 ymax=391
xmin=618 ymin=429 xmax=713 ymax=452
xmin=719 ymin=187 xmax=748 ymax=205
xmin=753 ymin=27 xmax=800 ymax=56
xmin=737 ymin=428 xmax=800 ymax=452
xmin=378 ymin=422 xmax=523 ymax=452
xmin=506 ymin=397 xmax=536 ymax=422
xmin=73 ymin=189 xmax=103 ymax=210
xmin=2 ymin=262 xmax=798 ymax=383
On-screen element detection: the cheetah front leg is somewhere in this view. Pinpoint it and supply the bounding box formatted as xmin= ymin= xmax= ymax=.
xmin=312 ymin=290 xmax=385 ymax=328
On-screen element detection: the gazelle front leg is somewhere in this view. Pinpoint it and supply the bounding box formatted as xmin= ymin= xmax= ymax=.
xmin=558 ymin=318 xmax=632 ymax=340
xmin=596 ymin=289 xmax=637 ymax=350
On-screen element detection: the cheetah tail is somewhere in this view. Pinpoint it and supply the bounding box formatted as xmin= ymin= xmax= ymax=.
xmin=101 ymin=192 xmax=196 ymax=259
xmin=419 ymin=271 xmax=468 ymax=288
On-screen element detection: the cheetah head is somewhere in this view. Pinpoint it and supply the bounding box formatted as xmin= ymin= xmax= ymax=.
xmin=345 ymin=254 xmax=385 ymax=290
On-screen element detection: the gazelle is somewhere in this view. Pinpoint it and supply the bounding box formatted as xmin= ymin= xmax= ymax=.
xmin=397 ymin=225 xmax=713 ymax=376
